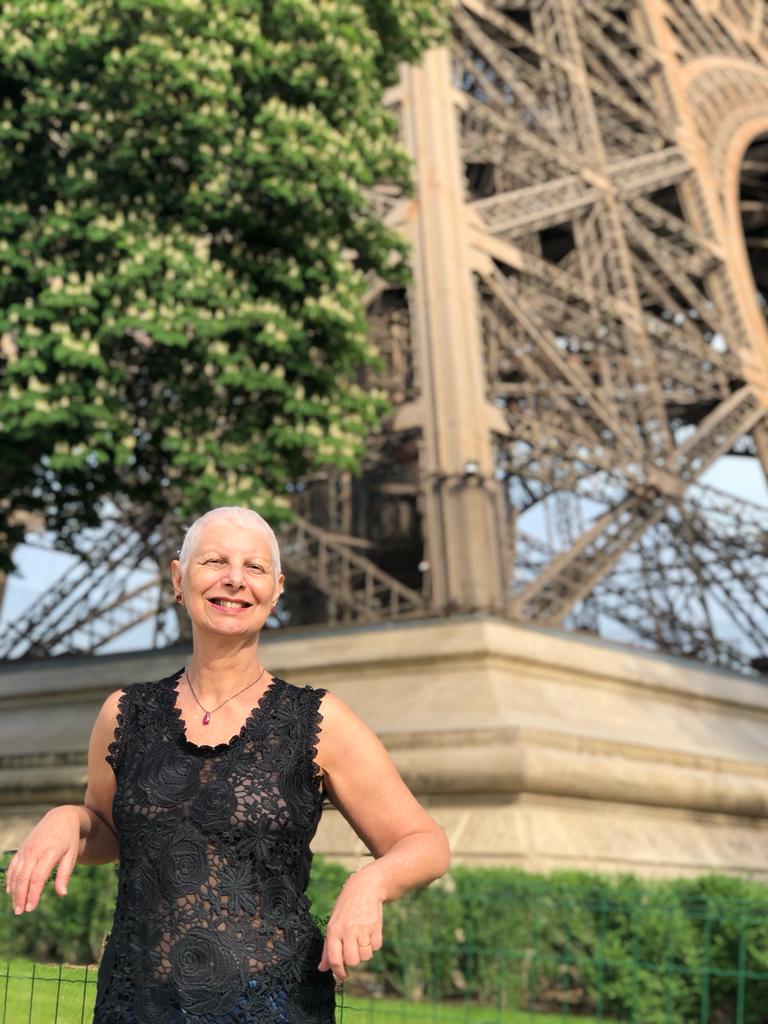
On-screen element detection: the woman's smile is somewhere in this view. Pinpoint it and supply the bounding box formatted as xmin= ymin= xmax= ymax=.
xmin=206 ymin=597 xmax=253 ymax=613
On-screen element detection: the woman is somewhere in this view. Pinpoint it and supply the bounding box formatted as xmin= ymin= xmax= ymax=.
xmin=5 ymin=506 xmax=451 ymax=1023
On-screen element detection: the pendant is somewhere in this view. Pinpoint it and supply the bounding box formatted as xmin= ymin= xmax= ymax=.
xmin=202 ymin=712 xmax=211 ymax=725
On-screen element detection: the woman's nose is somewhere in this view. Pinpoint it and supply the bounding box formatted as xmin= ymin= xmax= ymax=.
xmin=223 ymin=564 xmax=245 ymax=586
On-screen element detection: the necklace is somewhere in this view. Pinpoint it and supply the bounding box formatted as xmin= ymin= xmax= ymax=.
xmin=184 ymin=666 xmax=267 ymax=726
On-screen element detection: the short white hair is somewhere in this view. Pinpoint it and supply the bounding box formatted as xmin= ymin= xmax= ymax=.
xmin=178 ymin=507 xmax=282 ymax=577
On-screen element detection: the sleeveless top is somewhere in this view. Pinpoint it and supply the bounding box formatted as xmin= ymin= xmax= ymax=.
xmin=93 ymin=669 xmax=337 ymax=1024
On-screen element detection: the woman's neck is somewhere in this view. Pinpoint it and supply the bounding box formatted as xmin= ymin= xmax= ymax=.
xmin=185 ymin=634 xmax=265 ymax=702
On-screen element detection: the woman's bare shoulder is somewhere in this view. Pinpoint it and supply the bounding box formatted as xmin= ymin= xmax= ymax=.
xmin=101 ymin=688 xmax=125 ymax=712
xmin=315 ymin=690 xmax=380 ymax=756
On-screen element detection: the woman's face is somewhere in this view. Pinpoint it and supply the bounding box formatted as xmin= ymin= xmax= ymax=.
xmin=171 ymin=519 xmax=283 ymax=639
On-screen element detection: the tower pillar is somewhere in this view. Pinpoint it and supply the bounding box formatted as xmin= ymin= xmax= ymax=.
xmin=396 ymin=48 xmax=511 ymax=614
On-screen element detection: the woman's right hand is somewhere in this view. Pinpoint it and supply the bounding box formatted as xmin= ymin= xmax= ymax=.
xmin=4 ymin=805 xmax=81 ymax=915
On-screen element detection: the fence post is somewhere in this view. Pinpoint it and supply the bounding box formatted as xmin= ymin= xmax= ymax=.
xmin=700 ymin=901 xmax=712 ymax=1024
xmin=629 ymin=898 xmax=639 ymax=1024
xmin=1 ymin=956 xmax=10 ymax=1024
xmin=26 ymin=960 xmax=36 ymax=1024
xmin=596 ymin=891 xmax=606 ymax=1021
xmin=736 ymin=904 xmax=747 ymax=1024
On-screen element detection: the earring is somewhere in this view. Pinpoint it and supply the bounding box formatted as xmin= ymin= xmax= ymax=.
xmin=175 ymin=593 xmax=183 ymax=604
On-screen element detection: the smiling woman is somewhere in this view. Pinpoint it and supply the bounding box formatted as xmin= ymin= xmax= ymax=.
xmin=4 ymin=505 xmax=451 ymax=1024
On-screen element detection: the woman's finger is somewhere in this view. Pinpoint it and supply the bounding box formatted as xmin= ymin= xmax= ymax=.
xmin=10 ymin=856 xmax=33 ymax=914
xmin=54 ymin=845 xmax=77 ymax=898
xmin=9 ymin=852 xmax=31 ymax=914
xmin=17 ymin=854 xmax=55 ymax=914
xmin=340 ymin=934 xmax=363 ymax=969
xmin=356 ymin=938 xmax=375 ymax=963
xmin=317 ymin=937 xmax=329 ymax=972
xmin=319 ymin=933 xmax=346 ymax=981
xmin=4 ymin=854 xmax=15 ymax=894
xmin=5 ymin=854 xmax=18 ymax=905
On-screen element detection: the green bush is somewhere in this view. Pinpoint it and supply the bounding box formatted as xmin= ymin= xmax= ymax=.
xmin=673 ymin=874 xmax=768 ymax=1023
xmin=305 ymin=855 xmax=350 ymax=930
xmin=378 ymin=871 xmax=464 ymax=1001
xmin=6 ymin=851 xmax=768 ymax=1023
xmin=394 ymin=867 xmax=768 ymax=1024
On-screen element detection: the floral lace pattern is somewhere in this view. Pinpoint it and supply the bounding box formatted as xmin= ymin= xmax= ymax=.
xmin=93 ymin=671 xmax=336 ymax=1024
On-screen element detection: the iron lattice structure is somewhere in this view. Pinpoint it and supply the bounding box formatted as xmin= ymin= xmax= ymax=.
xmin=3 ymin=0 xmax=768 ymax=673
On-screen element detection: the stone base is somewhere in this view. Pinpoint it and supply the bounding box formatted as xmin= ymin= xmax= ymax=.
xmin=2 ymin=616 xmax=768 ymax=878
xmin=432 ymin=795 xmax=768 ymax=878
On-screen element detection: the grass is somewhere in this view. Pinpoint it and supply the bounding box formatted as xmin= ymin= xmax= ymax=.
xmin=0 ymin=959 xmax=98 ymax=1024
xmin=0 ymin=959 xmax=620 ymax=1024
xmin=338 ymin=995 xmax=620 ymax=1024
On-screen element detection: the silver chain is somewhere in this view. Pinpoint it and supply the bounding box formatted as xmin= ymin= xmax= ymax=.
xmin=184 ymin=666 xmax=267 ymax=719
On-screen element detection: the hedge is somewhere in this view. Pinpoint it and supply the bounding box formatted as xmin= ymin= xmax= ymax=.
xmin=3 ymin=854 xmax=768 ymax=1023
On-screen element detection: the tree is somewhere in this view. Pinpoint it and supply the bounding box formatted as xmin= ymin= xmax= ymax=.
xmin=0 ymin=0 xmax=447 ymax=568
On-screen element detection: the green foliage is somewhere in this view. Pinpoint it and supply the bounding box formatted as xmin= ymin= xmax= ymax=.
xmin=0 ymin=0 xmax=448 ymax=567
xmin=305 ymin=853 xmax=350 ymax=930
xmin=377 ymin=871 xmax=464 ymax=1001
xmin=672 ymin=873 xmax=768 ymax=1023
xmin=445 ymin=867 xmax=768 ymax=1024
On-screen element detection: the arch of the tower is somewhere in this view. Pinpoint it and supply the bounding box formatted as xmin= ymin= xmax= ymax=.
xmin=740 ymin=132 xmax=768 ymax=332
xmin=731 ymin=124 xmax=768 ymax=351
xmin=684 ymin=59 xmax=768 ymax=403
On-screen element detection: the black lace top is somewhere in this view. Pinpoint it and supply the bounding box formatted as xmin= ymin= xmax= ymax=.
xmin=93 ymin=670 xmax=336 ymax=1024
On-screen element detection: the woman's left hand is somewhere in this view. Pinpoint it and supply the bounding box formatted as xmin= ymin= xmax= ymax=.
xmin=318 ymin=867 xmax=384 ymax=982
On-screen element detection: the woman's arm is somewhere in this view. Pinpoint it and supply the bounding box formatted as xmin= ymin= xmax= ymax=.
xmin=5 ymin=691 xmax=121 ymax=915
xmin=346 ymin=828 xmax=450 ymax=902
xmin=78 ymin=689 xmax=121 ymax=865
xmin=314 ymin=691 xmax=451 ymax=980
xmin=74 ymin=804 xmax=119 ymax=865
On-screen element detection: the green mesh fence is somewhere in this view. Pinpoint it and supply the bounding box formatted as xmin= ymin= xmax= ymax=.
xmin=4 ymin=854 xmax=768 ymax=1024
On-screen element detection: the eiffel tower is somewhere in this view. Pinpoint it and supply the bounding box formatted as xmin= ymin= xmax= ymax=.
xmin=3 ymin=0 xmax=768 ymax=673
